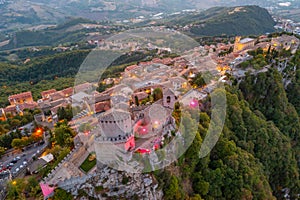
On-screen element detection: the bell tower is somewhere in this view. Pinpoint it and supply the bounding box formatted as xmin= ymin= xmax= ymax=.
xmin=234 ymin=36 xmax=242 ymax=52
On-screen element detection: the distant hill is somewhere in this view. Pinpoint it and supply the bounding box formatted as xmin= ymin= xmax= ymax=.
xmin=0 ymin=18 xmax=110 ymax=50
xmin=0 ymin=0 xmax=274 ymax=33
xmin=0 ymin=0 xmax=295 ymax=33
xmin=0 ymin=6 xmax=276 ymax=50
xmin=165 ymin=5 xmax=276 ymax=36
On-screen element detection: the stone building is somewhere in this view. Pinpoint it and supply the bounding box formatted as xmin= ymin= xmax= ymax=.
xmin=94 ymin=109 xmax=135 ymax=169
xmin=162 ymin=88 xmax=177 ymax=109
xmin=8 ymin=91 xmax=34 ymax=106
xmin=41 ymin=89 xmax=57 ymax=100
xmin=234 ymin=36 xmax=255 ymax=52
xmin=271 ymin=35 xmax=300 ymax=51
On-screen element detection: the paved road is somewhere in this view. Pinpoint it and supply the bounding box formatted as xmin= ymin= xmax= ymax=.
xmin=0 ymin=142 xmax=47 ymax=176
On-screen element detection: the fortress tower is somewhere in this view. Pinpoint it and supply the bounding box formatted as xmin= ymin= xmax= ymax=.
xmin=94 ymin=109 xmax=135 ymax=169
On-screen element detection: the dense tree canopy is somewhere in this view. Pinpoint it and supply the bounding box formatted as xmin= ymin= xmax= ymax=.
xmin=53 ymin=122 xmax=76 ymax=148
xmin=156 ymin=84 xmax=299 ymax=199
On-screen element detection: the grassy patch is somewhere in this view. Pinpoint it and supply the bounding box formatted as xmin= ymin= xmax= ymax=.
xmin=80 ymin=153 xmax=96 ymax=173
xmin=95 ymin=185 xmax=104 ymax=192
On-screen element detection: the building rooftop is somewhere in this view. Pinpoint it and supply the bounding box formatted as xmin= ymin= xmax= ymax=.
xmin=49 ymin=91 xmax=65 ymax=101
xmin=41 ymin=89 xmax=57 ymax=99
xmin=74 ymin=82 xmax=92 ymax=93
xmin=8 ymin=91 xmax=32 ymax=101
xmin=132 ymin=92 xmax=149 ymax=101
xmin=61 ymin=87 xmax=73 ymax=97
xmin=95 ymin=101 xmax=111 ymax=113
xmin=99 ymin=108 xmax=131 ymax=122
xmin=71 ymin=92 xmax=91 ymax=103
xmin=239 ymin=38 xmax=255 ymax=44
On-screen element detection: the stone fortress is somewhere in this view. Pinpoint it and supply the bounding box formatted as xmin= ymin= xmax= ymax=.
xmin=40 ymin=43 xmax=216 ymax=199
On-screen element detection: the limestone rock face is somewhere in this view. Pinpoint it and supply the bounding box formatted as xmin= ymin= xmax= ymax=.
xmin=60 ymin=166 xmax=163 ymax=200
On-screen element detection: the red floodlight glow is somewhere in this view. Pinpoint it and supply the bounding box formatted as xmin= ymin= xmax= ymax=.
xmin=189 ymin=99 xmax=198 ymax=108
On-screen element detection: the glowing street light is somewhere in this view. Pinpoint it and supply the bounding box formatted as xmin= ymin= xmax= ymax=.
xmin=153 ymin=120 xmax=159 ymax=128
xmin=36 ymin=128 xmax=42 ymax=134
xmin=84 ymin=131 xmax=90 ymax=136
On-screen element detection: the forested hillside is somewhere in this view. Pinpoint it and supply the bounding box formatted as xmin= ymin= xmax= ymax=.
xmin=0 ymin=48 xmax=157 ymax=106
xmin=0 ymin=18 xmax=101 ymax=50
xmin=164 ymin=6 xmax=275 ymax=36
xmin=154 ymin=47 xmax=300 ymax=199
xmin=156 ymin=84 xmax=299 ymax=199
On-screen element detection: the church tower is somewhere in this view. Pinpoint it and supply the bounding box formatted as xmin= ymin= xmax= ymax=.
xmin=234 ymin=36 xmax=242 ymax=52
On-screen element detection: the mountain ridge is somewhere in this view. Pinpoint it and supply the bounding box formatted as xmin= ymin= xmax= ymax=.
xmin=163 ymin=5 xmax=275 ymax=36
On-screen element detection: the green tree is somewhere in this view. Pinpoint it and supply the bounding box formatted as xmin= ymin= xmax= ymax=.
xmin=0 ymin=146 xmax=5 ymax=158
xmin=57 ymin=106 xmax=73 ymax=121
xmin=78 ymin=123 xmax=92 ymax=133
xmin=11 ymin=138 xmax=24 ymax=150
xmin=7 ymin=179 xmax=26 ymax=200
xmin=10 ymin=119 xmax=21 ymax=128
xmin=54 ymin=123 xmax=76 ymax=147
xmin=0 ymin=125 xmax=8 ymax=135
xmin=164 ymin=175 xmax=182 ymax=200
xmin=52 ymin=189 xmax=73 ymax=200
xmin=26 ymin=177 xmax=41 ymax=197
xmin=191 ymin=73 xmax=206 ymax=88
xmin=153 ymin=88 xmax=163 ymax=101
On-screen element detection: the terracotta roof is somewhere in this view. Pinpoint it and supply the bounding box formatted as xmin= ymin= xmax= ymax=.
xmin=162 ymin=58 xmax=174 ymax=65
xmin=132 ymin=92 xmax=149 ymax=101
xmin=95 ymin=101 xmax=111 ymax=113
xmin=8 ymin=91 xmax=32 ymax=101
xmin=4 ymin=105 xmax=16 ymax=113
xmin=61 ymin=87 xmax=73 ymax=97
xmin=41 ymin=89 xmax=57 ymax=99
xmin=125 ymin=64 xmax=139 ymax=72
xmin=150 ymin=57 xmax=175 ymax=65
xmin=19 ymin=102 xmax=38 ymax=110
xmin=49 ymin=91 xmax=65 ymax=101
xmin=4 ymin=102 xmax=37 ymax=113
xmin=139 ymin=61 xmax=152 ymax=66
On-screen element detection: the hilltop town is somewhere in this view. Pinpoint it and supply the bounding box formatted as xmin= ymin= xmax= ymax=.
xmin=0 ymin=31 xmax=299 ymax=199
